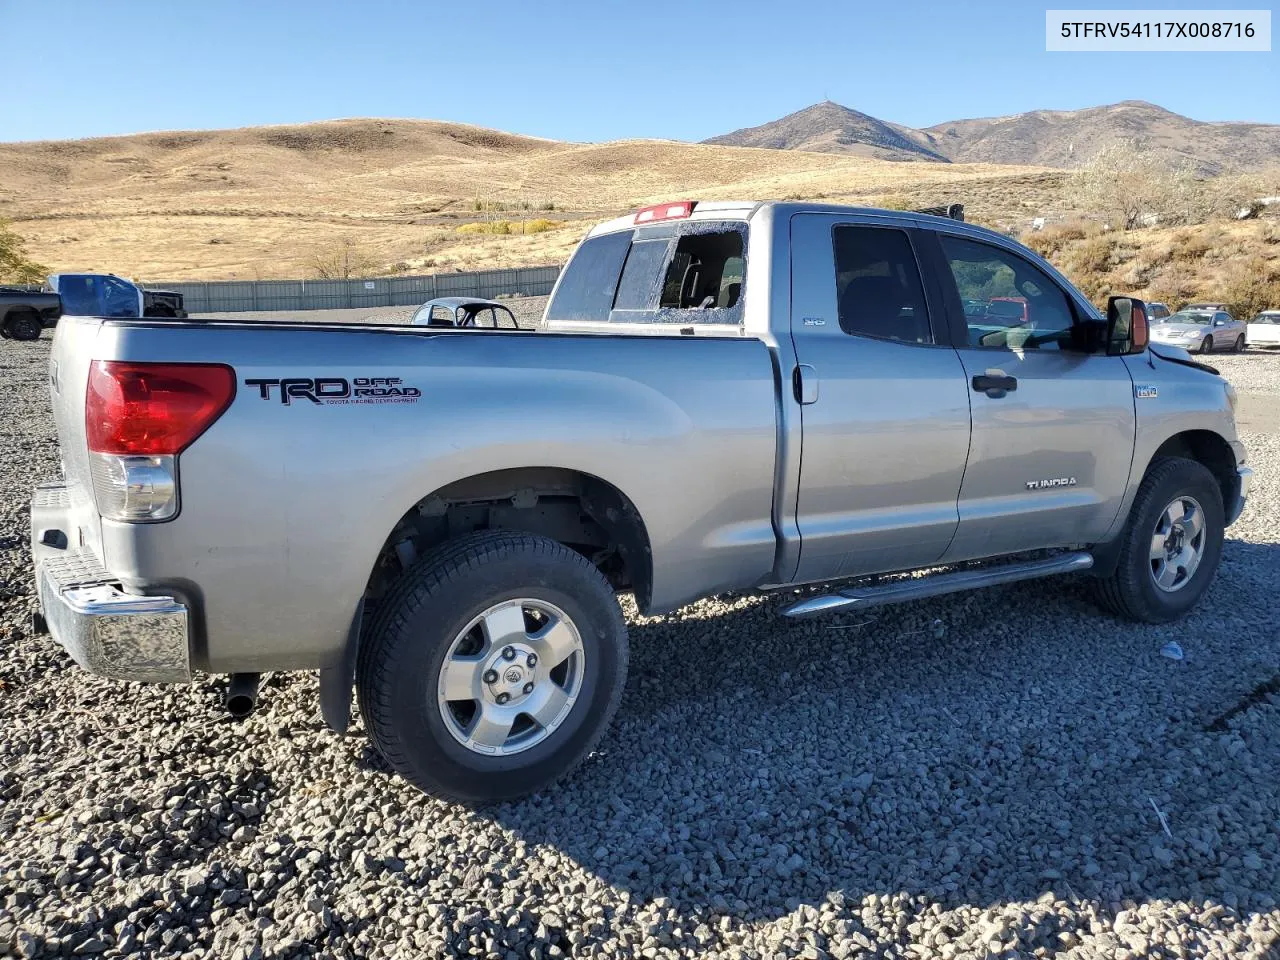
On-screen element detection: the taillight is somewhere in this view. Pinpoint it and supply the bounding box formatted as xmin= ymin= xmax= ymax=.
xmin=634 ymin=201 xmax=695 ymax=224
xmin=86 ymin=361 xmax=235 ymax=521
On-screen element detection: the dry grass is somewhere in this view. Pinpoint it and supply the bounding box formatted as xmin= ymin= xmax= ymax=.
xmin=0 ymin=117 xmax=1048 ymax=280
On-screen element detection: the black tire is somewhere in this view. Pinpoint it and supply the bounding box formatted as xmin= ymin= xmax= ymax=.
xmin=1199 ymin=336 xmax=1213 ymax=354
xmin=1092 ymin=457 xmax=1224 ymax=624
xmin=357 ymin=530 xmax=628 ymax=802
xmin=3 ymin=312 xmax=42 ymax=341
xmin=1234 ymin=335 xmax=1245 ymax=353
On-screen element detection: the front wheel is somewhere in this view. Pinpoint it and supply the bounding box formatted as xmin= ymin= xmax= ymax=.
xmin=1091 ymin=457 xmax=1224 ymax=623
xmin=358 ymin=530 xmax=628 ymax=802
xmin=3 ymin=312 xmax=42 ymax=341
xmin=1199 ymin=336 xmax=1213 ymax=354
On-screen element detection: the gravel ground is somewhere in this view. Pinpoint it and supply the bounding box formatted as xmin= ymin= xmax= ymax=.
xmin=1 ymin=333 xmax=1279 ymax=960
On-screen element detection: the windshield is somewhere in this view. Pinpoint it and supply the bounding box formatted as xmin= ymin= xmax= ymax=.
xmin=1169 ymin=311 xmax=1213 ymax=325
xmin=1253 ymin=313 xmax=1280 ymax=324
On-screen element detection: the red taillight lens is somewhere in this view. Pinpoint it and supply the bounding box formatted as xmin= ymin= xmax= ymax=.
xmin=634 ymin=200 xmax=695 ymax=224
xmin=86 ymin=361 xmax=236 ymax=455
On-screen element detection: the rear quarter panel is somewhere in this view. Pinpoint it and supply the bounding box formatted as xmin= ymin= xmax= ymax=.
xmin=96 ymin=324 xmax=780 ymax=671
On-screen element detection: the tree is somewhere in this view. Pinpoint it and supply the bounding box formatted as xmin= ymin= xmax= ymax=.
xmin=1072 ymin=142 xmax=1200 ymax=230
xmin=306 ymin=238 xmax=380 ymax=279
xmin=0 ymin=219 xmax=47 ymax=284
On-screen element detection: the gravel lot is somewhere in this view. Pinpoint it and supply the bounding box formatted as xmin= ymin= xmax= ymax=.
xmin=1 ymin=330 xmax=1279 ymax=960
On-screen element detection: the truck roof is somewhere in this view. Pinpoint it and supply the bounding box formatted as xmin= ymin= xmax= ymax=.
xmin=586 ymin=200 xmax=1011 ymax=244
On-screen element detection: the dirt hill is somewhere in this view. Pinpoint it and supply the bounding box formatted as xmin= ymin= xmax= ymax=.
xmin=922 ymin=101 xmax=1280 ymax=174
xmin=703 ymin=101 xmax=948 ymax=163
xmin=706 ymin=100 xmax=1280 ymax=175
xmin=0 ymin=118 xmax=1042 ymax=280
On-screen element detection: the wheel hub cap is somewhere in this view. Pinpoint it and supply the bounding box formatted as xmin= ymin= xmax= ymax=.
xmin=1149 ymin=495 xmax=1206 ymax=593
xmin=436 ymin=599 xmax=585 ymax=756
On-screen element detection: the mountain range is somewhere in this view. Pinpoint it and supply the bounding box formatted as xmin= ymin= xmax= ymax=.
xmin=704 ymin=100 xmax=1280 ymax=173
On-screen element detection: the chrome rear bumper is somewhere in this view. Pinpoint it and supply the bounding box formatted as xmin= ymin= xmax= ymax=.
xmin=32 ymin=482 xmax=191 ymax=683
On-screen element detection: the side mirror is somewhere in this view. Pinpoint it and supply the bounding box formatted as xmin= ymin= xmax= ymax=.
xmin=1106 ymin=296 xmax=1149 ymax=355
xmin=1214 ymin=319 xmax=1226 ymax=327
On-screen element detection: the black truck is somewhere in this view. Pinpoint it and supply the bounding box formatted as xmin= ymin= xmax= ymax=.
xmin=0 ymin=286 xmax=62 ymax=341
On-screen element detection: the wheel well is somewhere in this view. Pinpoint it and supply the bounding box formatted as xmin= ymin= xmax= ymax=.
xmin=363 ymin=467 xmax=653 ymax=611
xmin=1151 ymin=430 xmax=1236 ymax=512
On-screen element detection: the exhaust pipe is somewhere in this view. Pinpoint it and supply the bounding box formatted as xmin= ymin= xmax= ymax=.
xmin=226 ymin=673 xmax=261 ymax=719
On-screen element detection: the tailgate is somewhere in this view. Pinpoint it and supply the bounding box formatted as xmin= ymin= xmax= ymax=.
xmin=45 ymin=316 xmax=106 ymax=560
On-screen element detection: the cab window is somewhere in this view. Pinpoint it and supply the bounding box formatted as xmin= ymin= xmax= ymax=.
xmin=939 ymin=236 xmax=1076 ymax=350
xmin=832 ymin=226 xmax=932 ymax=344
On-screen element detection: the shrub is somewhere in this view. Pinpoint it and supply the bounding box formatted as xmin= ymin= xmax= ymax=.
xmin=1022 ymin=220 xmax=1092 ymax=259
xmin=455 ymin=219 xmax=562 ymax=236
xmin=1218 ymin=257 xmax=1280 ymax=319
xmin=873 ymin=194 xmax=914 ymax=211
xmin=0 ymin=218 xmax=46 ymax=284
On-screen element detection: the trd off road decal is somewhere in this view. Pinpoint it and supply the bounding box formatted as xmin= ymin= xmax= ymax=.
xmin=244 ymin=376 xmax=422 ymax=406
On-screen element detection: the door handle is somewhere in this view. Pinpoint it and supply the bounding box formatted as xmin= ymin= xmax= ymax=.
xmin=793 ymin=364 xmax=818 ymax=405
xmin=972 ymin=373 xmax=1017 ymax=398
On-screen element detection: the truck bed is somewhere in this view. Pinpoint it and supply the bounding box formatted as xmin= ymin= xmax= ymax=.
xmin=41 ymin=316 xmax=782 ymax=672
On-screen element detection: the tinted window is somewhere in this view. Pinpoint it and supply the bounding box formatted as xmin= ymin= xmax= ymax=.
xmin=832 ymin=226 xmax=931 ymax=344
xmin=939 ymin=236 xmax=1075 ymax=350
xmin=57 ymin=275 xmax=101 ymax=316
xmin=544 ymin=230 xmax=633 ymax=323
xmin=613 ymin=239 xmax=671 ymax=312
xmin=101 ymin=277 xmax=138 ymax=317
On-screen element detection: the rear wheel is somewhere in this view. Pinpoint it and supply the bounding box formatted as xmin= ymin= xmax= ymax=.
xmin=3 ymin=311 xmax=42 ymax=341
xmin=1199 ymin=336 xmax=1213 ymax=354
xmin=357 ymin=530 xmax=628 ymax=802
xmin=1234 ymin=334 xmax=1245 ymax=352
xmin=1092 ymin=457 xmax=1224 ymax=623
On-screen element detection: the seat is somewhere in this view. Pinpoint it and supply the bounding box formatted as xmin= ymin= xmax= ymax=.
xmin=839 ymin=275 xmax=908 ymax=339
xmin=718 ymin=281 xmax=742 ymax=309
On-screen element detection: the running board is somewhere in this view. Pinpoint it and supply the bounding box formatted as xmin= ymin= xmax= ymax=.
xmin=780 ymin=552 xmax=1094 ymax=620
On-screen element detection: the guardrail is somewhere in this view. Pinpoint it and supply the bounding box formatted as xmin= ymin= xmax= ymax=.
xmin=149 ymin=265 xmax=563 ymax=314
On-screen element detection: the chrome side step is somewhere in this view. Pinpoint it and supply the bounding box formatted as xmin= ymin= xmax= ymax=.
xmin=780 ymin=551 xmax=1094 ymax=620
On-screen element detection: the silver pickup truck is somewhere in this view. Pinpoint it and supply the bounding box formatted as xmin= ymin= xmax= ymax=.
xmin=31 ymin=201 xmax=1251 ymax=801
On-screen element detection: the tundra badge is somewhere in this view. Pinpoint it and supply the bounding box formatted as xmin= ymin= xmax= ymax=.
xmin=1026 ymin=477 xmax=1077 ymax=490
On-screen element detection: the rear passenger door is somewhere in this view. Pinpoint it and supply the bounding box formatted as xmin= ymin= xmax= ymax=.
xmin=789 ymin=214 xmax=972 ymax=583
xmin=921 ymin=231 xmax=1136 ymax=561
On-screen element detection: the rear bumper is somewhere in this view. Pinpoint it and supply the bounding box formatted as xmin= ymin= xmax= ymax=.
xmin=32 ymin=482 xmax=191 ymax=683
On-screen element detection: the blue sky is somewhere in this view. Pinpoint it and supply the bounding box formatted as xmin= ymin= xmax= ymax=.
xmin=2 ymin=0 xmax=1276 ymax=143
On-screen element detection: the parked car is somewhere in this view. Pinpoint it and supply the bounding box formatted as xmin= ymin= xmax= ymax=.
xmin=1148 ymin=308 xmax=1246 ymax=353
xmin=0 ymin=286 xmax=62 ymax=340
xmin=409 ymin=297 xmax=520 ymax=329
xmin=32 ymin=200 xmax=1250 ymax=802
xmin=1246 ymin=310 xmax=1280 ymax=349
xmin=1147 ymin=302 xmax=1172 ymax=321
xmin=47 ymin=273 xmax=187 ymax=319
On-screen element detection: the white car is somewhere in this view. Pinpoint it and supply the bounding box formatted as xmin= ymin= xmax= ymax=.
xmin=1246 ymin=310 xmax=1280 ymax=349
xmin=1148 ymin=308 xmax=1246 ymax=354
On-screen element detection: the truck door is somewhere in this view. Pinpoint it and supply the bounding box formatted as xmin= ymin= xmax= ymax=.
xmin=923 ymin=231 xmax=1136 ymax=561
xmin=788 ymin=213 xmax=972 ymax=583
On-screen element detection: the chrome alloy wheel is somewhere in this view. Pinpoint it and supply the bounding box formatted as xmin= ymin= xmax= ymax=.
xmin=436 ymin=599 xmax=586 ymax=756
xmin=1149 ymin=495 xmax=1206 ymax=593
